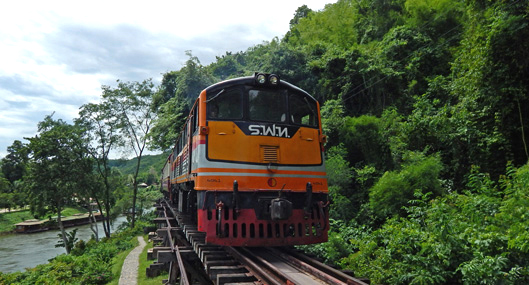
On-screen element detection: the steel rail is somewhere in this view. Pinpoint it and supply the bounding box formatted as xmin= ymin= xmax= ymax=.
xmin=282 ymin=248 xmax=368 ymax=285
xmin=225 ymin=246 xmax=284 ymax=285
xmin=268 ymin=247 xmax=367 ymax=285
xmin=161 ymin=204 xmax=190 ymax=285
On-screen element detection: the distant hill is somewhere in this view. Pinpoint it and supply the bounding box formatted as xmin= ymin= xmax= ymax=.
xmin=108 ymin=153 xmax=168 ymax=175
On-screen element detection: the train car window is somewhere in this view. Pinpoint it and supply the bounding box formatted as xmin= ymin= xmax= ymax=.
xmin=183 ymin=123 xmax=188 ymax=144
xmin=207 ymin=88 xmax=243 ymax=120
xmin=178 ymin=135 xmax=182 ymax=153
xmin=288 ymin=93 xmax=318 ymax=127
xmin=248 ymin=89 xmax=287 ymax=123
xmin=192 ymin=105 xmax=198 ymax=134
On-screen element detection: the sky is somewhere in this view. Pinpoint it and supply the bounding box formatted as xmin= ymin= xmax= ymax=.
xmin=0 ymin=0 xmax=336 ymax=159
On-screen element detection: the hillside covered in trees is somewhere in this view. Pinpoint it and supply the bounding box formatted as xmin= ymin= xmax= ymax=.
xmin=1 ymin=0 xmax=528 ymax=283
xmin=148 ymin=0 xmax=529 ymax=283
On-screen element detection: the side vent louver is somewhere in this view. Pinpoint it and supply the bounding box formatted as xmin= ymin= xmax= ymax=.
xmin=261 ymin=145 xmax=279 ymax=163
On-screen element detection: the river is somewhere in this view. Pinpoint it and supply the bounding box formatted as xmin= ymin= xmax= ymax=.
xmin=0 ymin=216 xmax=128 ymax=273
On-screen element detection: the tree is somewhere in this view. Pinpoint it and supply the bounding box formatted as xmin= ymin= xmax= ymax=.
xmin=0 ymin=176 xmax=14 ymax=211
xmin=25 ymin=115 xmax=92 ymax=254
xmin=290 ymin=5 xmax=313 ymax=27
xmin=342 ymin=115 xmax=394 ymax=172
xmin=77 ymin=101 xmax=123 ymax=238
xmin=1 ymin=140 xmax=29 ymax=184
xmin=103 ymin=79 xmax=157 ymax=228
xmin=369 ymin=152 xmax=444 ymax=220
xmin=150 ymin=53 xmax=215 ymax=151
xmin=149 ymin=95 xmax=188 ymax=151
xmin=285 ymin=0 xmax=359 ymax=50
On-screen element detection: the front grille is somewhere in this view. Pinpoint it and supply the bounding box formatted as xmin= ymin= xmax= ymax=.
xmin=261 ymin=145 xmax=279 ymax=162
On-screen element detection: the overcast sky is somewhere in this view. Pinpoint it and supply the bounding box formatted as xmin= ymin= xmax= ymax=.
xmin=0 ymin=0 xmax=336 ymax=159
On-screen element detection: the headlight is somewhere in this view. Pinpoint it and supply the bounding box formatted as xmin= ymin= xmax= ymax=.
xmin=256 ymin=73 xmax=267 ymax=84
xmin=269 ymin=74 xmax=279 ymax=85
xmin=254 ymin=73 xmax=280 ymax=86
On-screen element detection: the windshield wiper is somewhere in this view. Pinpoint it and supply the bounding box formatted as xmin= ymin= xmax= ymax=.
xmin=205 ymin=89 xmax=225 ymax=103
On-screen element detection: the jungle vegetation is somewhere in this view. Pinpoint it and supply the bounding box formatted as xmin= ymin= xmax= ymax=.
xmin=1 ymin=0 xmax=529 ymax=283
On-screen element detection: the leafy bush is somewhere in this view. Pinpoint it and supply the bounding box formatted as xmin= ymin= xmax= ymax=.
xmin=87 ymin=243 xmax=119 ymax=264
xmin=341 ymin=164 xmax=529 ymax=284
xmin=342 ymin=115 xmax=394 ymax=172
xmin=298 ymin=219 xmax=371 ymax=266
xmin=369 ymin=152 xmax=443 ymax=219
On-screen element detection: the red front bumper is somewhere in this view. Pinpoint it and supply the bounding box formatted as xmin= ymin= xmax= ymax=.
xmin=197 ymin=208 xmax=328 ymax=247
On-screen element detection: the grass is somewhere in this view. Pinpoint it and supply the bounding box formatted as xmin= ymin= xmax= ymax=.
xmin=61 ymin=206 xmax=87 ymax=217
xmin=0 ymin=209 xmax=34 ymax=233
xmin=138 ymin=234 xmax=168 ymax=284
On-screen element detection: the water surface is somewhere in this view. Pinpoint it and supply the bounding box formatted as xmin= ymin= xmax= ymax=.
xmin=0 ymin=216 xmax=127 ymax=273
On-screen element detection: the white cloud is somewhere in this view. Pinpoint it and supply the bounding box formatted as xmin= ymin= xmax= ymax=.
xmin=0 ymin=0 xmax=336 ymax=158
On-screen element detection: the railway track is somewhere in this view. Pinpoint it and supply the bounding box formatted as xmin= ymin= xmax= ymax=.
xmin=147 ymin=199 xmax=368 ymax=285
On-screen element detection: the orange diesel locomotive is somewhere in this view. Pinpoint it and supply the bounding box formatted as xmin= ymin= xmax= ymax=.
xmin=161 ymin=73 xmax=328 ymax=246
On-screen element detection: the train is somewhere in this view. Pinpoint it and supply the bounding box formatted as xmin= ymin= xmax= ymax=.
xmin=161 ymin=73 xmax=329 ymax=246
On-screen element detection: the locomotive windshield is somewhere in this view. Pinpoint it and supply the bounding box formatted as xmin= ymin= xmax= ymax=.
xmin=288 ymin=93 xmax=318 ymax=127
xmin=207 ymin=86 xmax=318 ymax=128
xmin=249 ymin=89 xmax=287 ymax=123
xmin=206 ymin=87 xmax=243 ymax=120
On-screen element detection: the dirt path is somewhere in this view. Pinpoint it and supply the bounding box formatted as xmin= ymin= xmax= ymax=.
xmin=119 ymin=236 xmax=147 ymax=285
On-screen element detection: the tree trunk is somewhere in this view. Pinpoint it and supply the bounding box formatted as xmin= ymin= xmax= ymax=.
xmin=103 ymin=170 xmax=112 ymax=238
xmin=88 ymin=208 xmax=99 ymax=242
xmin=131 ymin=154 xmax=143 ymax=228
xmin=518 ymin=100 xmax=529 ymax=161
xmin=57 ymin=207 xmax=70 ymax=254
xmin=131 ymin=179 xmax=138 ymax=228
xmin=104 ymin=198 xmax=111 ymax=238
xmin=94 ymin=196 xmax=110 ymax=238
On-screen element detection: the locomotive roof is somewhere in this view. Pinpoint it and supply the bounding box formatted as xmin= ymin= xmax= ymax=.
xmin=203 ymin=75 xmax=317 ymax=102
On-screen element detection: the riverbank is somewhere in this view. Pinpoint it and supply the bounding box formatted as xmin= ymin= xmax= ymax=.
xmin=0 ymin=207 xmax=88 ymax=234
xmin=0 ymin=216 xmax=155 ymax=283
xmin=15 ymin=212 xmax=103 ymax=233
xmin=0 ymin=215 xmax=128 ymax=274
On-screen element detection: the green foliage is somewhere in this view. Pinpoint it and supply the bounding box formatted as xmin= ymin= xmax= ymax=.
xmin=340 ymin=164 xmax=529 ymax=284
xmin=297 ymin=219 xmax=370 ymax=266
xmin=77 ymin=99 xmax=124 ymax=238
xmin=1 ymin=140 xmax=28 ymax=184
xmin=497 ymin=163 xmax=529 ymax=254
xmin=0 ymin=209 xmax=34 ymax=233
xmin=108 ymin=153 xmax=167 ymax=176
xmin=102 ymin=79 xmax=158 ymax=228
xmin=326 ymin=144 xmax=353 ymax=189
xmin=342 ymin=115 xmax=394 ymax=172
xmin=287 ymin=0 xmax=359 ymax=49
xmin=25 ymin=115 xmax=93 ymax=253
xmin=150 ymin=53 xmax=215 ymax=151
xmin=56 ymin=228 xmax=79 ymax=251
xmin=320 ymin=99 xmax=345 ymax=147
xmin=448 ymin=1 xmax=529 ymax=179
xmin=404 ymin=0 xmax=465 ymax=37
xmin=149 ymin=94 xmax=188 ymax=151
xmin=325 ymin=144 xmax=357 ymax=222
xmin=369 ymin=152 xmax=443 ymax=219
